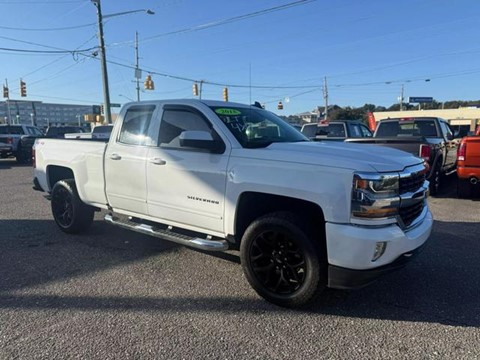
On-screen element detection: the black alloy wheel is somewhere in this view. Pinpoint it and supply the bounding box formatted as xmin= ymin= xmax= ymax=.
xmin=249 ymin=230 xmax=306 ymax=295
xmin=429 ymin=164 xmax=442 ymax=196
xmin=52 ymin=185 xmax=74 ymax=228
xmin=51 ymin=179 xmax=94 ymax=234
xmin=240 ymin=212 xmax=325 ymax=308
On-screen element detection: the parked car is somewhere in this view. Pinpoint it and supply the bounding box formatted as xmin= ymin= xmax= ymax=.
xmin=301 ymin=120 xmax=373 ymax=141
xmin=349 ymin=117 xmax=458 ymax=195
xmin=0 ymin=124 xmax=44 ymax=163
xmin=33 ymin=99 xmax=432 ymax=308
xmin=457 ymin=126 xmax=480 ymax=198
xmin=45 ymin=126 xmax=86 ymax=139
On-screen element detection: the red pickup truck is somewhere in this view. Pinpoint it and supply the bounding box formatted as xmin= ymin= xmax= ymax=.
xmin=457 ymin=126 xmax=480 ymax=198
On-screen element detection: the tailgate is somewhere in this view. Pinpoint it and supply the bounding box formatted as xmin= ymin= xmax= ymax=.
xmin=465 ymin=137 xmax=480 ymax=168
xmin=347 ymin=137 xmax=423 ymax=156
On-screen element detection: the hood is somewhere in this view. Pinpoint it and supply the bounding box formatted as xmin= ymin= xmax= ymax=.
xmin=232 ymin=141 xmax=423 ymax=173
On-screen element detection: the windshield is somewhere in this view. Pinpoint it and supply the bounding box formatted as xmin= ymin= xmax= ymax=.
xmin=210 ymin=106 xmax=308 ymax=148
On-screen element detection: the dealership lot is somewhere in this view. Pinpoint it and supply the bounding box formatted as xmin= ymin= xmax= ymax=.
xmin=0 ymin=159 xmax=479 ymax=359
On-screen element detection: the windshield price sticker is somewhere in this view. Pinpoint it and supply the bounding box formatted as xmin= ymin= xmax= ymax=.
xmin=215 ymin=108 xmax=242 ymax=116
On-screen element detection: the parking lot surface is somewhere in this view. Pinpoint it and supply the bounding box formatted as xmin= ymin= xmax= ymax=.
xmin=1 ymin=159 xmax=479 ymax=359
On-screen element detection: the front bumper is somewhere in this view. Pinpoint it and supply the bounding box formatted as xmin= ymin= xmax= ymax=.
xmin=326 ymin=207 xmax=433 ymax=289
xmin=328 ymin=243 xmax=425 ymax=289
xmin=0 ymin=145 xmax=13 ymax=154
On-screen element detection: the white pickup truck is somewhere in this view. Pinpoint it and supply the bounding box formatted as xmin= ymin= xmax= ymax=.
xmin=33 ymin=99 xmax=433 ymax=307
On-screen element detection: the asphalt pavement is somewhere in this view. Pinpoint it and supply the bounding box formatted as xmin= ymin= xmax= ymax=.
xmin=0 ymin=159 xmax=479 ymax=359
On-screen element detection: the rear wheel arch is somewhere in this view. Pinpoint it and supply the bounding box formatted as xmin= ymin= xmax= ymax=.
xmin=47 ymin=165 xmax=75 ymax=191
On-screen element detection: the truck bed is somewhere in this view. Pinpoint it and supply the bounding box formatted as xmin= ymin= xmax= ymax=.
xmin=34 ymin=138 xmax=108 ymax=208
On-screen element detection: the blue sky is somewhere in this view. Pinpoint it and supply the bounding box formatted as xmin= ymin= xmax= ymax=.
xmin=1 ymin=0 xmax=479 ymax=115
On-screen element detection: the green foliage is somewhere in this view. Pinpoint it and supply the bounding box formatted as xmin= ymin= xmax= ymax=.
xmin=286 ymin=99 xmax=480 ymax=124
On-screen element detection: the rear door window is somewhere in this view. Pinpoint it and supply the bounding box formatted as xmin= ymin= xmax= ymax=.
xmin=118 ymin=105 xmax=156 ymax=146
xmin=325 ymin=123 xmax=346 ymax=137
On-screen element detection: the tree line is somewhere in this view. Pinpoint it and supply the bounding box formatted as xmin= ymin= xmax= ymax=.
xmin=281 ymin=99 xmax=480 ymax=124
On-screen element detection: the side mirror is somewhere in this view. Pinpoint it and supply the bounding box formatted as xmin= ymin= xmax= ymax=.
xmin=179 ymin=130 xmax=224 ymax=153
xmin=446 ymin=133 xmax=454 ymax=141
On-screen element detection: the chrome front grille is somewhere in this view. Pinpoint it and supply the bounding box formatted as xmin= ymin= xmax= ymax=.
xmin=399 ymin=201 xmax=424 ymax=227
xmin=399 ymin=171 xmax=425 ymax=194
xmin=398 ymin=164 xmax=428 ymax=229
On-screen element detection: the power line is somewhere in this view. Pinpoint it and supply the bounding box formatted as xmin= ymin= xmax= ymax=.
xmin=0 ymin=22 xmax=96 ymax=31
xmin=0 ymin=0 xmax=82 ymax=3
xmin=0 ymin=46 xmax=96 ymax=54
xmin=110 ymin=0 xmax=318 ymax=48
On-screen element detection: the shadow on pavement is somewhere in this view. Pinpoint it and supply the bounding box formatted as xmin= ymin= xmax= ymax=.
xmin=0 ymin=219 xmax=478 ymax=328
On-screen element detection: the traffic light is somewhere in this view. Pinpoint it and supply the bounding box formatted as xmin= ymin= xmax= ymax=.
xmin=2 ymin=85 xmax=8 ymax=98
xmin=277 ymin=101 xmax=283 ymax=110
xmin=20 ymin=80 xmax=27 ymax=97
xmin=223 ymin=87 xmax=228 ymax=102
xmin=100 ymin=104 xmax=104 ymax=114
xmin=193 ymin=82 xmax=199 ymax=96
xmin=144 ymin=75 xmax=154 ymax=90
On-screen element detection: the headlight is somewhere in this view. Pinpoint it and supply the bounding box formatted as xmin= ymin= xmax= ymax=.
xmin=354 ymin=174 xmax=399 ymax=195
xmin=352 ymin=172 xmax=400 ymax=220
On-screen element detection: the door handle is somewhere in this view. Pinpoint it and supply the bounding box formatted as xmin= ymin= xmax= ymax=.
xmin=149 ymin=157 xmax=166 ymax=165
xmin=109 ymin=153 xmax=121 ymax=160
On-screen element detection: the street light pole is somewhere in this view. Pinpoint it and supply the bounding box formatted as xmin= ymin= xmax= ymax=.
xmin=135 ymin=31 xmax=141 ymax=101
xmin=92 ymin=0 xmax=112 ymax=124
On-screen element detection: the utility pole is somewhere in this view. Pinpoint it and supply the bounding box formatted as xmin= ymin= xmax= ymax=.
xmin=399 ymin=84 xmax=404 ymax=111
xmin=92 ymin=0 xmax=112 ymax=124
xmin=323 ymin=76 xmax=329 ymax=120
xmin=5 ymin=79 xmax=12 ymax=125
xmin=135 ymin=31 xmax=141 ymax=101
xmin=31 ymin=102 xmax=37 ymax=126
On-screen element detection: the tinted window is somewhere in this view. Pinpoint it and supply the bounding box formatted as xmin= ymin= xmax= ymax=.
xmin=450 ymin=124 xmax=470 ymax=138
xmin=439 ymin=121 xmax=453 ymax=139
xmin=119 ymin=105 xmax=155 ymax=145
xmin=301 ymin=124 xmax=317 ymax=138
xmin=376 ymin=120 xmax=437 ymax=137
xmin=360 ymin=125 xmax=373 ymax=137
xmin=0 ymin=126 xmax=24 ymax=135
xmin=93 ymin=126 xmax=112 ymax=134
xmin=159 ymin=109 xmax=212 ymax=149
xmin=325 ymin=123 xmax=346 ymax=137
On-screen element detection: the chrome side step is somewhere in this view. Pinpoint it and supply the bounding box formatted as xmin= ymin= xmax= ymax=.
xmin=104 ymin=214 xmax=229 ymax=252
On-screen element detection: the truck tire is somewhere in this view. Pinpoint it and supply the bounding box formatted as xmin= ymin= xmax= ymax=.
xmin=429 ymin=162 xmax=442 ymax=196
xmin=15 ymin=144 xmax=30 ymax=164
xmin=51 ymin=179 xmax=94 ymax=234
xmin=457 ymin=179 xmax=471 ymax=199
xmin=240 ymin=212 xmax=326 ymax=308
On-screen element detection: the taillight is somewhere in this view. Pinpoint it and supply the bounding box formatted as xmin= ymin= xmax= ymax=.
xmin=32 ymin=147 xmax=36 ymax=168
xmin=6 ymin=137 xmax=13 ymax=144
xmin=419 ymin=144 xmax=431 ymax=161
xmin=457 ymin=142 xmax=466 ymax=161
